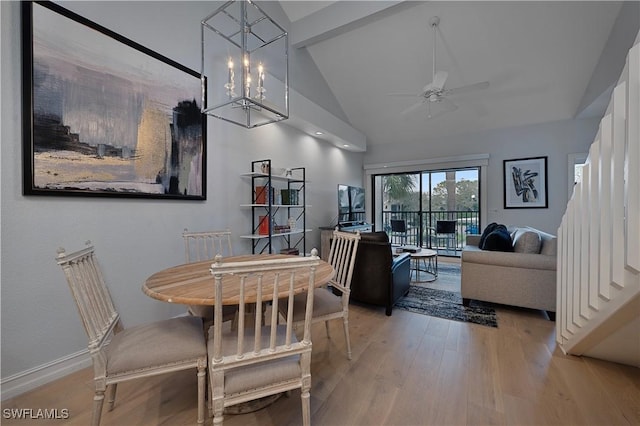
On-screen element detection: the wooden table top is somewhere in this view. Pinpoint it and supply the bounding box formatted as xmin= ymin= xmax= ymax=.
xmin=142 ymin=254 xmax=335 ymax=306
xmin=392 ymin=246 xmax=437 ymax=258
xmin=407 ymin=248 xmax=437 ymax=258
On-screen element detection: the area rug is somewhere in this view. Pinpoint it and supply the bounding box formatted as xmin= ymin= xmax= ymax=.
xmin=435 ymin=262 xmax=463 ymax=276
xmin=397 ymin=263 xmax=498 ymax=327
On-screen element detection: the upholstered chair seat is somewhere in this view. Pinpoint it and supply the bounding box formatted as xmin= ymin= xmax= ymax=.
xmin=209 ymin=325 xmax=302 ymax=395
xmin=105 ymin=316 xmax=206 ymax=377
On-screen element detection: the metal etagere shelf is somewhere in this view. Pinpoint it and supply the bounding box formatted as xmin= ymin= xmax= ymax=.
xmin=240 ymin=159 xmax=309 ymax=254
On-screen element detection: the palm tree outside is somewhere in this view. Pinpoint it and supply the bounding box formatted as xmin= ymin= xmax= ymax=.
xmin=376 ymin=169 xmax=479 ymax=254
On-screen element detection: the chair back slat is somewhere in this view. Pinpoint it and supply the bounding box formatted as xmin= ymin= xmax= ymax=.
xmin=183 ymin=229 xmax=233 ymax=262
xmin=56 ymin=243 xmax=119 ymax=350
xmin=85 ymin=255 xmax=113 ymax=327
xmin=210 ymin=253 xmax=320 ymax=367
xmin=253 ymin=275 xmax=262 ymax=353
xmin=238 ymin=277 xmax=247 ymax=355
xmin=284 ymin=274 xmax=296 ymax=342
xmin=79 ymin=257 xmax=103 ymax=335
xmin=327 ymin=230 xmax=361 ymax=293
xmin=268 ymin=275 xmax=278 ymax=350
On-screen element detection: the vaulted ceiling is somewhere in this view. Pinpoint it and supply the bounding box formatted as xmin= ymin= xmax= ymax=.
xmin=279 ymin=1 xmax=632 ymax=149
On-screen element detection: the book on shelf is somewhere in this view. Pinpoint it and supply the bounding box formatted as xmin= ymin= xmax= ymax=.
xmin=258 ymin=215 xmax=270 ymax=235
xmin=255 ymin=185 xmax=275 ymax=204
xmin=280 ymin=189 xmax=299 ymax=205
xmin=274 ymin=225 xmax=291 ymax=234
xmin=255 ymin=185 xmax=267 ymax=204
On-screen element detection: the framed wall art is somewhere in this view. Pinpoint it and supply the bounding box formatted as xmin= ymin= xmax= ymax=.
xmin=503 ymin=156 xmax=548 ymax=209
xmin=22 ymin=1 xmax=206 ymax=199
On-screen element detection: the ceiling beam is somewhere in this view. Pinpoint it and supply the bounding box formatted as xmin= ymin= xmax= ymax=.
xmin=285 ymin=86 xmax=367 ymax=152
xmin=290 ymin=1 xmax=415 ymax=49
xmin=575 ymin=1 xmax=639 ymax=118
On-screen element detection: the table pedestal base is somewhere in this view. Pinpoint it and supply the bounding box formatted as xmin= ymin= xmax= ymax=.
xmin=410 ymin=251 xmax=438 ymax=283
xmin=225 ymin=393 xmax=283 ymax=414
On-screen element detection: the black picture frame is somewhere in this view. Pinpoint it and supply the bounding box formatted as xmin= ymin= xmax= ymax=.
xmin=503 ymin=156 xmax=548 ymax=209
xmin=22 ymin=1 xmax=206 ymax=199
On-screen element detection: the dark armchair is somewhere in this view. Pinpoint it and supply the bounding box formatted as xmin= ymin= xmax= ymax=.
xmin=348 ymin=231 xmax=411 ymax=316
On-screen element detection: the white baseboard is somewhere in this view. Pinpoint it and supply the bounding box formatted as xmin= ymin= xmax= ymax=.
xmin=1 ymin=314 xmax=188 ymax=401
xmin=1 ymin=349 xmax=92 ymax=401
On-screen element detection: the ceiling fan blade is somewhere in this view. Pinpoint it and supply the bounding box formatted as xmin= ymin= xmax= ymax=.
xmin=432 ymin=71 xmax=448 ymax=90
xmin=444 ymin=81 xmax=490 ymax=96
xmin=436 ymin=96 xmax=458 ymax=112
xmin=387 ymin=92 xmax=422 ymax=97
xmin=425 ymin=108 xmax=451 ymax=120
xmin=401 ymin=100 xmax=426 ymax=115
xmin=425 ymin=101 xmax=452 ymax=120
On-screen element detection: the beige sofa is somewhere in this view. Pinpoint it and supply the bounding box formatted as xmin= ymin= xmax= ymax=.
xmin=461 ymin=226 xmax=557 ymax=320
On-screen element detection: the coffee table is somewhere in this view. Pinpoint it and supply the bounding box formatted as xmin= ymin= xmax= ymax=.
xmin=400 ymin=248 xmax=438 ymax=282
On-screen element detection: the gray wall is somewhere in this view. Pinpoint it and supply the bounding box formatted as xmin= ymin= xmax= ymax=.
xmin=363 ymin=117 xmax=601 ymax=234
xmin=0 ymin=0 xmax=363 ymax=391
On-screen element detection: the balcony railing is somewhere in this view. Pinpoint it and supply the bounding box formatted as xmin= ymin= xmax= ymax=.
xmin=381 ymin=210 xmax=480 ymax=256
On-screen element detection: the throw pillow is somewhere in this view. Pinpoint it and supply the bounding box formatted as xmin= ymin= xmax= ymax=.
xmin=513 ymin=230 xmax=542 ymax=254
xmin=482 ymin=226 xmax=514 ymax=252
xmin=479 ymin=222 xmax=499 ymax=249
xmin=540 ymin=238 xmax=557 ymax=256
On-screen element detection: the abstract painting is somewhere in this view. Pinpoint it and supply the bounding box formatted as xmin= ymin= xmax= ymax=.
xmin=22 ymin=1 xmax=206 ymax=199
xmin=503 ymin=157 xmax=548 ymax=208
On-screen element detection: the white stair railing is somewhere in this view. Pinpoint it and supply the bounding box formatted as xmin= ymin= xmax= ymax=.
xmin=556 ymin=39 xmax=639 ymax=366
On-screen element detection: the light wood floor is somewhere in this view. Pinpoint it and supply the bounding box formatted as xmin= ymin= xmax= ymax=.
xmin=4 ymin=260 xmax=639 ymax=425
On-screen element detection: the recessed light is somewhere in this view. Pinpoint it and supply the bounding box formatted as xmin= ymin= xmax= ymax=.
xmin=315 ymin=131 xmax=323 ymax=135
xmin=343 ymin=144 xmax=349 ymax=147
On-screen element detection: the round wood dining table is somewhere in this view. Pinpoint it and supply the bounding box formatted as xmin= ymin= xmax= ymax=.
xmin=143 ymin=253 xmax=334 ymax=415
xmin=142 ymin=254 xmax=335 ymax=307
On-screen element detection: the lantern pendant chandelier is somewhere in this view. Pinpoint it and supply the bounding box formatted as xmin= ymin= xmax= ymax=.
xmin=201 ymin=0 xmax=289 ymax=129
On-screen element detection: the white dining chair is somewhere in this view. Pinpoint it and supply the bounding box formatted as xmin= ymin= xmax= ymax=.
xmin=183 ymin=228 xmax=236 ymax=324
xmin=208 ymin=250 xmax=320 ymax=426
xmin=279 ymin=229 xmax=361 ymax=359
xmin=183 ymin=228 xmax=234 ymax=262
xmin=56 ymin=242 xmax=207 ymax=426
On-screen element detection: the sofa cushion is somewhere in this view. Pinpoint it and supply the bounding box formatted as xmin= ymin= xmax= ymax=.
xmin=462 ymin=248 xmax=557 ymax=270
xmin=482 ymin=226 xmax=514 ymax=252
xmin=512 ymin=229 xmax=542 ymax=254
xmin=540 ymin=237 xmax=557 ymax=256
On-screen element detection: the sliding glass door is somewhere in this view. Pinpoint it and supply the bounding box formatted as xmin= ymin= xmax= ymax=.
xmin=373 ymin=168 xmax=480 ymax=256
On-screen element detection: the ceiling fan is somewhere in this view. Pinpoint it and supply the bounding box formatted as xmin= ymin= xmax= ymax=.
xmin=389 ymin=16 xmax=489 ymax=118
